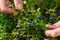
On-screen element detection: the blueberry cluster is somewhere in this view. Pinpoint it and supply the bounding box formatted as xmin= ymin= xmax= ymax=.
xmin=12 ymin=1 xmax=59 ymax=40
xmin=0 ymin=0 xmax=59 ymax=40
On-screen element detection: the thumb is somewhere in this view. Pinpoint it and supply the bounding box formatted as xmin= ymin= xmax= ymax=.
xmin=1 ymin=7 xmax=13 ymax=14
xmin=45 ymin=28 xmax=60 ymax=37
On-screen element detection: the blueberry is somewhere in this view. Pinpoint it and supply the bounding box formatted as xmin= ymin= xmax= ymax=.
xmin=37 ymin=16 xmax=41 ymax=19
xmin=17 ymin=30 xmax=21 ymax=34
xmin=54 ymin=13 xmax=57 ymax=17
xmin=40 ymin=10 xmax=44 ymax=13
xmin=15 ymin=34 xmax=19 ymax=38
xmin=36 ymin=28 xmax=40 ymax=31
xmin=41 ymin=16 xmax=45 ymax=20
xmin=26 ymin=24 xmax=30 ymax=28
xmin=26 ymin=22 xmax=31 ymax=28
xmin=14 ymin=19 xmax=17 ymax=24
xmin=49 ymin=17 xmax=55 ymax=23
xmin=17 ymin=30 xmax=20 ymax=32
xmin=16 ymin=13 xmax=19 ymax=16
xmin=31 ymin=22 xmax=34 ymax=24
xmin=19 ymin=26 xmax=22 ymax=28
xmin=14 ymin=19 xmax=17 ymax=22
xmin=27 ymin=9 xmax=30 ymax=13
xmin=35 ymin=4 xmax=38 ymax=9
xmin=27 ymin=22 xmax=30 ymax=25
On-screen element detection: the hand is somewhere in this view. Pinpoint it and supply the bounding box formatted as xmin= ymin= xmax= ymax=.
xmin=45 ymin=21 xmax=60 ymax=37
xmin=0 ymin=0 xmax=23 ymax=14
xmin=44 ymin=21 xmax=60 ymax=40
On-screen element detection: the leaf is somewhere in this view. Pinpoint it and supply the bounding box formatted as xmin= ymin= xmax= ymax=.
xmin=0 ymin=37 xmax=2 ymax=39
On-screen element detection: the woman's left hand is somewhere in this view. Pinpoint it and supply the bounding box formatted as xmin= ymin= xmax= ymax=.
xmin=0 ymin=0 xmax=23 ymax=14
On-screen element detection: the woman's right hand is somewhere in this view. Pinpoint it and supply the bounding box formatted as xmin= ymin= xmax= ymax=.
xmin=44 ymin=21 xmax=60 ymax=40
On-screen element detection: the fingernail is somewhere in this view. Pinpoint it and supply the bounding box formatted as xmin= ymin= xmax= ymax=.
xmin=46 ymin=24 xmax=50 ymax=27
xmin=44 ymin=38 xmax=49 ymax=40
xmin=18 ymin=4 xmax=23 ymax=10
xmin=51 ymin=30 xmax=57 ymax=37
xmin=45 ymin=30 xmax=51 ymax=37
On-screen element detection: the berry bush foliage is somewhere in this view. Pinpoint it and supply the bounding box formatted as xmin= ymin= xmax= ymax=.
xmin=0 ymin=0 xmax=60 ymax=40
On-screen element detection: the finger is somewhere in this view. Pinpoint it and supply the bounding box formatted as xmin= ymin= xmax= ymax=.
xmin=45 ymin=28 xmax=60 ymax=37
xmin=0 ymin=7 xmax=1 ymax=12
xmin=14 ymin=0 xmax=23 ymax=10
xmin=0 ymin=0 xmax=7 ymax=8
xmin=0 ymin=0 xmax=13 ymax=14
xmin=46 ymin=21 xmax=60 ymax=29
xmin=44 ymin=38 xmax=49 ymax=40
xmin=1 ymin=7 xmax=13 ymax=14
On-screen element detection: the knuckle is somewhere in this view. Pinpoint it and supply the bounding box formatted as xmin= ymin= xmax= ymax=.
xmin=51 ymin=31 xmax=56 ymax=37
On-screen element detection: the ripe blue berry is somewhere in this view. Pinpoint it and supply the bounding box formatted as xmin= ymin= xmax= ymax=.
xmin=40 ymin=10 xmax=44 ymax=13
xmin=27 ymin=24 xmax=30 ymax=28
xmin=41 ymin=16 xmax=45 ymax=20
xmin=15 ymin=34 xmax=19 ymax=38
xmin=35 ymin=4 xmax=38 ymax=9
xmin=14 ymin=19 xmax=18 ymax=24
xmin=37 ymin=16 xmax=41 ymax=19
xmin=27 ymin=9 xmax=30 ymax=13
xmin=27 ymin=22 xmax=30 ymax=25
xmin=17 ymin=30 xmax=21 ymax=34
xmin=17 ymin=30 xmax=20 ymax=32
xmin=49 ymin=17 xmax=55 ymax=23
xmin=19 ymin=26 xmax=22 ymax=28
xmin=54 ymin=13 xmax=57 ymax=17
xmin=31 ymin=22 xmax=34 ymax=24
xmin=36 ymin=28 xmax=40 ymax=31
xmin=16 ymin=13 xmax=19 ymax=16
xmin=26 ymin=22 xmax=31 ymax=28
xmin=14 ymin=19 xmax=17 ymax=22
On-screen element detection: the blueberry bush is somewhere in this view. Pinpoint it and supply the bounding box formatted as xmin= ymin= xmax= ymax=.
xmin=0 ymin=0 xmax=60 ymax=40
